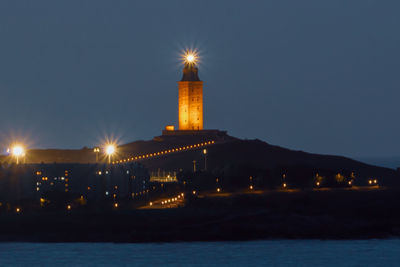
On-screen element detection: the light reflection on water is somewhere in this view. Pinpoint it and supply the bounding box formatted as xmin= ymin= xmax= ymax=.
xmin=0 ymin=239 xmax=400 ymax=266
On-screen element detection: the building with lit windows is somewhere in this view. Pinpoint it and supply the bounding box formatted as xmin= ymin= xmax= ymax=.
xmin=0 ymin=163 xmax=149 ymax=206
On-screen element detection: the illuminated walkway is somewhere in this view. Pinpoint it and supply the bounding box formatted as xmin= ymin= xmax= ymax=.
xmin=113 ymin=140 xmax=215 ymax=164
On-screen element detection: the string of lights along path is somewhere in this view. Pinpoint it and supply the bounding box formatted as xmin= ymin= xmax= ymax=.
xmin=113 ymin=140 xmax=215 ymax=164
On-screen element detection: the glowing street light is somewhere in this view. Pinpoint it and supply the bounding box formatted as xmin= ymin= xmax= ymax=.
xmin=203 ymin=149 xmax=207 ymax=171
xmin=192 ymin=160 xmax=196 ymax=172
xmin=105 ymin=144 xmax=116 ymax=164
xmin=106 ymin=144 xmax=115 ymax=155
xmin=13 ymin=146 xmax=24 ymax=156
xmin=93 ymin=147 xmax=100 ymax=163
xmin=10 ymin=145 xmax=25 ymax=164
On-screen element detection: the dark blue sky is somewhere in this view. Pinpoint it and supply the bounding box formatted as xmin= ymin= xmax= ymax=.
xmin=0 ymin=0 xmax=399 ymax=157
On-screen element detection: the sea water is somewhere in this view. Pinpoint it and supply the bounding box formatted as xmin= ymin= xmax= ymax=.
xmin=0 ymin=239 xmax=399 ymax=266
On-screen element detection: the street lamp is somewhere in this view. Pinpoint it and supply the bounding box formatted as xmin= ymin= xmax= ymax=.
xmin=192 ymin=160 xmax=196 ymax=172
xmin=93 ymin=147 xmax=100 ymax=163
xmin=105 ymin=144 xmax=116 ymax=164
xmin=203 ymin=149 xmax=207 ymax=171
xmin=10 ymin=145 xmax=25 ymax=164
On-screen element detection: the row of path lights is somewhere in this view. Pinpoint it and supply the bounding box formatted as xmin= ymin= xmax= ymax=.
xmin=160 ymin=193 xmax=185 ymax=206
xmin=114 ymin=141 xmax=215 ymax=165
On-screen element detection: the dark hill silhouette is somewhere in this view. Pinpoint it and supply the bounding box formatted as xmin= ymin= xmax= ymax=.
xmin=133 ymin=138 xmax=399 ymax=186
xmin=0 ymin=133 xmax=398 ymax=186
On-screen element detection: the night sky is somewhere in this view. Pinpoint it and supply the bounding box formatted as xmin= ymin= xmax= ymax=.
xmin=0 ymin=1 xmax=399 ymax=157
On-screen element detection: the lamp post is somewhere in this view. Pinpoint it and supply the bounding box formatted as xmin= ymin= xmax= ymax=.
xmin=11 ymin=145 xmax=25 ymax=165
xmin=282 ymin=173 xmax=287 ymax=189
xmin=105 ymin=144 xmax=116 ymax=164
xmin=93 ymin=147 xmax=100 ymax=163
xmin=203 ymin=149 xmax=207 ymax=171
xmin=192 ymin=160 xmax=196 ymax=172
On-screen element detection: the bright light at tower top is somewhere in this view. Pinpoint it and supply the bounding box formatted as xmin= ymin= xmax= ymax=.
xmin=186 ymin=54 xmax=195 ymax=63
xmin=182 ymin=49 xmax=199 ymax=65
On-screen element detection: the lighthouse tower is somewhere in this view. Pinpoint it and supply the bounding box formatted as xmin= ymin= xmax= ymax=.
xmin=160 ymin=50 xmax=227 ymax=139
xmin=178 ymin=52 xmax=203 ymax=130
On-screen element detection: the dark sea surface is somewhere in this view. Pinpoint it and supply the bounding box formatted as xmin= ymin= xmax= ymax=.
xmin=1 ymin=240 xmax=399 ymax=266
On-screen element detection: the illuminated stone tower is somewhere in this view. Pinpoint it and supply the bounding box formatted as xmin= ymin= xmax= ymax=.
xmin=178 ymin=53 xmax=203 ymax=130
